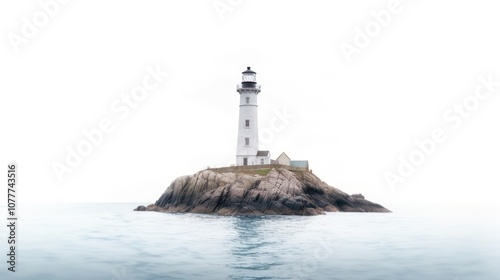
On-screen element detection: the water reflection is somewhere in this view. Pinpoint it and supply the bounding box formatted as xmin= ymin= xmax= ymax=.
xmin=227 ymin=216 xmax=301 ymax=280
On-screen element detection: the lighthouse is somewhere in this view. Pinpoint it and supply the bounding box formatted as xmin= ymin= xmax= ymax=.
xmin=236 ymin=67 xmax=270 ymax=166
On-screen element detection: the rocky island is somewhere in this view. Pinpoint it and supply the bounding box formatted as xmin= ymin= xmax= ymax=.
xmin=135 ymin=167 xmax=390 ymax=215
xmin=135 ymin=68 xmax=389 ymax=215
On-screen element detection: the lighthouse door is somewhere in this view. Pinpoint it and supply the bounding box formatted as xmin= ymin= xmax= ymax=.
xmin=243 ymin=158 xmax=248 ymax=166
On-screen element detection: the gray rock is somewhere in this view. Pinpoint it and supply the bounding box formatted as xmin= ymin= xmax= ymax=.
xmin=134 ymin=205 xmax=146 ymax=211
xmin=351 ymin=194 xmax=365 ymax=200
xmin=139 ymin=168 xmax=390 ymax=215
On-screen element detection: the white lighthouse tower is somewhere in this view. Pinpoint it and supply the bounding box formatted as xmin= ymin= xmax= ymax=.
xmin=236 ymin=67 xmax=270 ymax=166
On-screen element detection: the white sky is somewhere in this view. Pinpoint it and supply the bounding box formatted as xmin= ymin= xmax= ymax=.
xmin=1 ymin=0 xmax=499 ymax=208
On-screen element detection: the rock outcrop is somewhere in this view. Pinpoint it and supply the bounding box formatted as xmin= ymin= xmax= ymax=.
xmin=136 ymin=168 xmax=389 ymax=215
xmin=134 ymin=205 xmax=146 ymax=211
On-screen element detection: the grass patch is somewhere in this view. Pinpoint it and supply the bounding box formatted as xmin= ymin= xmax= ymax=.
xmin=244 ymin=168 xmax=271 ymax=176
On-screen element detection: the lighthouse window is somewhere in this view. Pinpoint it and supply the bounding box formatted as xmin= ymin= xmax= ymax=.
xmin=245 ymin=120 xmax=250 ymax=127
xmin=245 ymin=138 xmax=249 ymax=145
xmin=246 ymin=97 xmax=250 ymax=104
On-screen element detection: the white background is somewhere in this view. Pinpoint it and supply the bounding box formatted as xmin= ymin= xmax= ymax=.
xmin=1 ymin=0 xmax=499 ymax=208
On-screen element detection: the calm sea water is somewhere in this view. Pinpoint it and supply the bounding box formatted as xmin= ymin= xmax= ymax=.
xmin=0 ymin=203 xmax=498 ymax=280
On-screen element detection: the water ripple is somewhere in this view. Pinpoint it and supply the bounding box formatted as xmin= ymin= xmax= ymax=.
xmin=0 ymin=203 xmax=498 ymax=280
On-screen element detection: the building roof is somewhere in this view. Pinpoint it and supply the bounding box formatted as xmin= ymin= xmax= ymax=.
xmin=276 ymin=152 xmax=291 ymax=161
xmin=256 ymin=150 xmax=270 ymax=157
xmin=242 ymin=66 xmax=256 ymax=74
